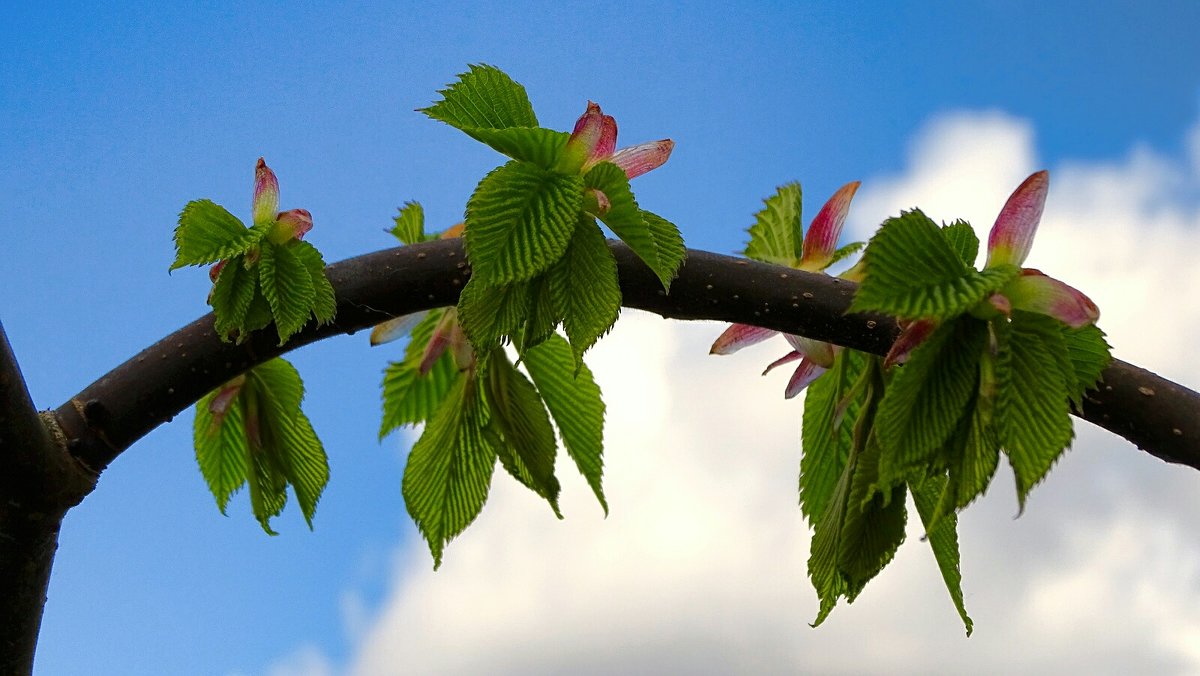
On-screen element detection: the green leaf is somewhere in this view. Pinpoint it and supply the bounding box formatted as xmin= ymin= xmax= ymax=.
xmin=466 ymin=127 xmax=570 ymax=171
xmin=258 ymin=242 xmax=316 ymax=345
xmin=484 ymin=350 xmax=562 ymax=516
xmin=640 ymin=209 xmax=687 ymax=291
xmin=808 ymin=415 xmax=908 ymax=625
xmin=171 ymin=199 xmax=265 ymax=270
xmin=246 ymin=359 xmax=329 ymax=529
xmin=548 ymin=217 xmax=621 ymax=364
xmin=210 ymin=257 xmax=260 ymax=342
xmin=1062 ymin=324 xmax=1112 ymax=409
xmin=464 ymin=161 xmax=584 ymax=286
xmin=941 ymin=385 xmax=1000 ymax=514
xmin=422 ymin=64 xmax=539 ymax=131
xmin=585 ymin=163 xmax=683 ymax=288
xmin=838 ymin=481 xmax=907 ymax=603
xmin=391 ymin=201 xmax=425 ymax=245
xmin=851 ymin=210 xmax=1020 ymax=320
xmin=521 ymin=276 xmax=559 ymax=352
xmin=800 ymin=349 xmax=868 ymax=521
xmin=876 ymin=318 xmax=988 ymax=484
xmin=194 ymin=385 xmax=249 ymax=513
xmin=291 ymin=240 xmax=336 ymax=325
xmin=521 ymin=333 xmax=608 ymax=513
xmin=941 ymin=219 xmax=979 ymax=267
xmin=744 ymin=182 xmax=803 ymax=267
xmin=457 ymin=276 xmax=530 ymax=355
xmin=380 ymin=310 xmax=461 ymax=439
xmin=827 ymin=241 xmax=865 ymax=268
xmin=998 ymin=311 xmax=1075 ymax=508
xmin=402 ymin=376 xmax=499 ymax=568
xmin=910 ymin=473 xmax=973 ymax=635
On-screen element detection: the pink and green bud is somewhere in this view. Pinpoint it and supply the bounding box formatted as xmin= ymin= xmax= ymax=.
xmin=275 ymin=208 xmax=313 ymax=241
xmin=209 ymin=259 xmax=228 ymax=283
xmin=784 ymin=333 xmax=836 ymax=368
xmin=986 ymin=170 xmax=1048 ymax=269
xmin=762 ymin=350 xmax=802 ymax=375
xmin=784 ymin=359 xmax=828 ymax=399
xmin=206 ymin=375 xmax=246 ymax=433
xmin=1004 ymin=269 xmax=1100 ymax=328
xmin=562 ymin=101 xmax=618 ymax=173
xmin=419 ymin=310 xmax=458 ymax=375
xmin=884 ymin=319 xmax=938 ymax=368
xmin=610 ymin=139 xmax=675 ymax=179
xmin=252 ymin=157 xmax=280 ymax=225
xmin=710 ymin=323 xmax=778 ymax=355
xmin=798 ymin=181 xmax=861 ymax=272
xmin=583 ymin=188 xmax=612 ymax=216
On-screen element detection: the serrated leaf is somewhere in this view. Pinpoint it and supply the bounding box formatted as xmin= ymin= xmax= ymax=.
xmin=548 ymin=217 xmax=621 ymax=364
xmin=521 ymin=333 xmax=607 ymax=513
xmin=999 ymin=311 xmax=1075 ymax=508
xmin=941 ymin=219 xmax=979 ymax=267
xmin=464 ymin=161 xmax=584 ymax=285
xmin=942 ymin=385 xmax=1000 ymax=514
xmin=1062 ymin=323 xmax=1112 ymax=408
xmin=241 ymin=382 xmax=287 ymax=535
xmin=851 ymin=210 xmax=1020 ymax=320
xmin=800 ymin=349 xmax=868 ymax=522
xmin=380 ymin=310 xmax=461 ymax=439
xmin=910 ymin=473 xmax=973 ymax=635
xmin=640 ymin=209 xmax=686 ymax=291
xmin=247 ymin=359 xmax=329 ymax=529
xmin=808 ymin=393 xmax=908 ymax=626
xmin=402 ymin=376 xmax=499 ymax=568
xmin=744 ymin=182 xmax=803 ymax=267
xmin=484 ymin=349 xmax=562 ymax=516
xmin=422 ymin=64 xmax=538 ymax=131
xmin=466 ymin=127 xmax=570 ymax=170
xmin=876 ymin=318 xmax=988 ymax=484
xmin=258 ymin=242 xmax=316 ymax=344
xmin=291 ymin=240 xmax=336 ymax=324
xmin=194 ymin=386 xmax=249 ymax=513
xmin=210 ymin=257 xmax=260 ymax=341
xmin=457 ymin=276 xmax=530 ymax=355
xmin=243 ymin=291 xmax=274 ymax=335
xmin=171 ymin=199 xmax=265 ymax=270
xmin=521 ymin=276 xmax=559 ymax=352
xmin=391 ymin=201 xmax=425 ymax=245
xmin=839 ymin=481 xmax=907 ymax=603
xmin=585 ymin=162 xmax=681 ymax=289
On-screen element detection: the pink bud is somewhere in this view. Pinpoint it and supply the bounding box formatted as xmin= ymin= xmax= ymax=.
xmin=710 ymin=323 xmax=778 ymax=355
xmin=609 ymin=139 xmax=674 ymax=179
xmin=986 ymin=170 xmax=1049 ymax=269
xmin=253 ymin=158 xmax=280 ymax=225
xmin=783 ymin=334 xmax=836 ymax=368
xmin=1004 ymin=269 xmax=1099 ymax=328
xmin=784 ymin=359 xmax=827 ymax=398
xmin=884 ymin=319 xmax=938 ymax=368
xmin=798 ymin=181 xmax=860 ymax=272
xmin=276 ymin=208 xmax=313 ymax=240
xmin=566 ymin=102 xmax=617 ymax=169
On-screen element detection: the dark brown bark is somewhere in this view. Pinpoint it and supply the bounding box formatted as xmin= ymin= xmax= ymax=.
xmin=0 ymin=322 xmax=94 ymax=675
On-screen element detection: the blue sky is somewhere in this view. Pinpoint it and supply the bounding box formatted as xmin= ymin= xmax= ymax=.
xmin=4 ymin=3 xmax=1200 ymax=674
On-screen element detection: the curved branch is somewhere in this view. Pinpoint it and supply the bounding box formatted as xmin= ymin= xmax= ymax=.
xmin=52 ymin=239 xmax=1200 ymax=484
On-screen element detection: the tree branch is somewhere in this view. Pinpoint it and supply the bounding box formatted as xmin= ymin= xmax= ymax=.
xmin=0 ymin=322 xmax=93 ymax=674
xmin=51 ymin=239 xmax=1200 ymax=483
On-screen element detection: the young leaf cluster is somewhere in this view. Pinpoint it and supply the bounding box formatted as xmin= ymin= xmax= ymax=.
xmin=798 ymin=211 xmax=1111 ymax=632
xmin=377 ymin=206 xmax=609 ymax=565
xmin=194 ymin=358 xmax=330 ymax=534
xmin=423 ymin=64 xmax=684 ymax=365
xmin=172 ymin=199 xmax=335 ymax=345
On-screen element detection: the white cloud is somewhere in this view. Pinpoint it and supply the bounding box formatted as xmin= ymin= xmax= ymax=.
xmin=273 ymin=113 xmax=1200 ymax=675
